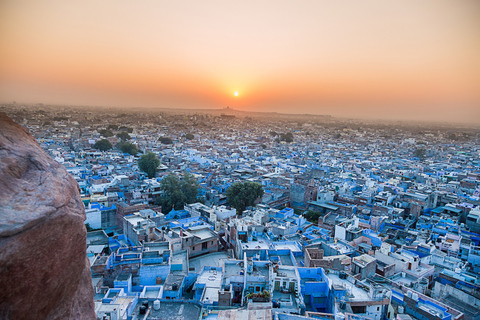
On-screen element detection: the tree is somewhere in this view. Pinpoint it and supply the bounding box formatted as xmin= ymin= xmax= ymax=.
xmin=280 ymin=132 xmax=294 ymax=143
xmin=93 ymin=139 xmax=112 ymax=151
xmin=156 ymin=172 xmax=199 ymax=212
xmin=108 ymin=124 xmax=118 ymax=130
xmin=158 ymin=137 xmax=173 ymax=144
xmin=117 ymin=131 xmax=131 ymax=141
xmin=185 ymin=133 xmax=194 ymax=140
xmin=413 ymin=148 xmax=426 ymax=160
xmin=269 ymin=131 xmax=278 ymax=137
xmin=119 ymin=126 xmax=133 ymax=133
xmin=304 ymin=210 xmax=322 ymax=224
xmin=181 ymin=172 xmax=199 ymax=204
xmin=138 ymin=152 xmax=160 ymax=178
xmin=99 ymin=129 xmax=113 ymax=137
xmin=448 ymin=133 xmax=458 ymax=141
xmin=226 ymin=182 xmax=264 ymax=215
xmin=116 ymin=141 xmax=138 ymax=155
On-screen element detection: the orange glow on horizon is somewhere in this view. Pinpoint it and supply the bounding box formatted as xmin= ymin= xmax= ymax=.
xmin=0 ymin=0 xmax=479 ymax=123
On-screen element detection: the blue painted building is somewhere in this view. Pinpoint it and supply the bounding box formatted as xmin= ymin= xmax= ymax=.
xmin=298 ymin=267 xmax=331 ymax=313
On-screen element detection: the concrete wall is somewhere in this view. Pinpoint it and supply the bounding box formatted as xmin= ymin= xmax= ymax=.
xmin=85 ymin=208 xmax=101 ymax=229
xmin=375 ymin=251 xmax=407 ymax=273
xmin=433 ymin=281 xmax=480 ymax=309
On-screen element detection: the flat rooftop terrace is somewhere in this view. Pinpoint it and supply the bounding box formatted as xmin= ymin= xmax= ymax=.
xmin=197 ymin=268 xmax=223 ymax=288
xmin=224 ymin=261 xmax=243 ymax=277
xmin=132 ymin=301 xmax=202 ymax=320
xmin=248 ymin=264 xmax=270 ymax=279
xmin=270 ymin=254 xmax=294 ymax=266
xmin=242 ymin=239 xmax=270 ymax=250
xmin=326 ymin=243 xmax=352 ymax=255
xmin=143 ymin=287 xmax=161 ymax=299
xmin=190 ymin=228 xmax=216 ymax=240
xmin=189 ymin=252 xmax=229 ymax=273
xmin=326 ymin=273 xmax=370 ymax=302
xmin=125 ymin=215 xmax=145 ymax=225
xmin=275 ymin=267 xmax=296 ymax=279
xmin=272 ymin=242 xmax=301 ymax=253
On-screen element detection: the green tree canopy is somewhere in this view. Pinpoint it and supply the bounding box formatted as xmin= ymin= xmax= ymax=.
xmin=107 ymin=124 xmax=118 ymax=130
xmin=226 ymin=181 xmax=264 ymax=214
xmin=448 ymin=133 xmax=458 ymax=141
xmin=119 ymin=126 xmax=133 ymax=133
xmin=155 ymin=172 xmax=199 ymax=212
xmin=185 ymin=133 xmax=194 ymax=140
xmin=138 ymin=152 xmax=160 ymax=178
xmin=158 ymin=137 xmax=173 ymax=144
xmin=93 ymin=139 xmax=112 ymax=151
xmin=117 ymin=131 xmax=131 ymax=141
xmin=116 ymin=141 xmax=138 ymax=155
xmin=304 ymin=210 xmax=322 ymax=224
xmin=280 ymin=132 xmax=294 ymax=143
xmin=413 ymin=148 xmax=426 ymax=160
xmin=99 ymin=129 xmax=113 ymax=137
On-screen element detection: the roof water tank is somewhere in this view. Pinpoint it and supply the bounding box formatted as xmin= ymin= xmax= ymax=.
xmin=153 ymin=299 xmax=160 ymax=310
xmin=398 ymin=306 xmax=404 ymax=314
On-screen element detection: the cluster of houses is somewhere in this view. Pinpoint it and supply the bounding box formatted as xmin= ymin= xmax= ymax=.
xmin=4 ymin=104 xmax=480 ymax=320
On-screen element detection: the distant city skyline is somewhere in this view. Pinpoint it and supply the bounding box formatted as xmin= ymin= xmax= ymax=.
xmin=1 ymin=0 xmax=479 ymax=123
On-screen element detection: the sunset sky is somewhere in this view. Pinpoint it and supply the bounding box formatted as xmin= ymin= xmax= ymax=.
xmin=1 ymin=0 xmax=479 ymax=123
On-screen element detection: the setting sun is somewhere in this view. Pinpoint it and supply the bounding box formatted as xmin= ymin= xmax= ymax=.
xmin=234 ymin=92 xmax=239 ymax=97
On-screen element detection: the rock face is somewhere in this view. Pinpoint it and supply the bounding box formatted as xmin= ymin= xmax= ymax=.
xmin=0 ymin=113 xmax=95 ymax=320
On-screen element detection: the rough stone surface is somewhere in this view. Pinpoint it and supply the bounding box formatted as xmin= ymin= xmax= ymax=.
xmin=0 ymin=113 xmax=95 ymax=320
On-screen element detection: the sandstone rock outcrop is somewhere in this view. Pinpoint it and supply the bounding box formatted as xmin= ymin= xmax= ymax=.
xmin=0 ymin=113 xmax=95 ymax=320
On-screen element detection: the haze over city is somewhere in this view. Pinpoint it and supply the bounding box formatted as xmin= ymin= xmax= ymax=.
xmin=1 ymin=0 xmax=479 ymax=123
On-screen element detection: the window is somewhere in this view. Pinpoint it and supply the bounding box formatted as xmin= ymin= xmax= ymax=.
xmin=256 ymin=286 xmax=260 ymax=292
xmin=351 ymin=306 xmax=366 ymax=314
xmin=289 ymin=282 xmax=295 ymax=292
xmin=211 ymin=241 xmax=214 ymax=245
xmin=202 ymin=242 xmax=208 ymax=250
xmin=192 ymin=246 xmax=195 ymax=250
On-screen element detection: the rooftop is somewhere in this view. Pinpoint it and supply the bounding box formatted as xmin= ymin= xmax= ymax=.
xmin=164 ymin=274 xmax=185 ymax=291
xmin=188 ymin=227 xmax=217 ymax=240
xmin=132 ymin=301 xmax=202 ymax=320
xmin=189 ymin=252 xmax=229 ymax=273
xmin=326 ymin=273 xmax=371 ymax=302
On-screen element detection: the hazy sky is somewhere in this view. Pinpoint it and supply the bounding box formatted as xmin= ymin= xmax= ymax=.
xmin=1 ymin=0 xmax=479 ymax=123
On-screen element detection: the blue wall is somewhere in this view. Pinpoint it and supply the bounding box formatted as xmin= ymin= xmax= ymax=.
xmin=139 ymin=264 xmax=170 ymax=286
